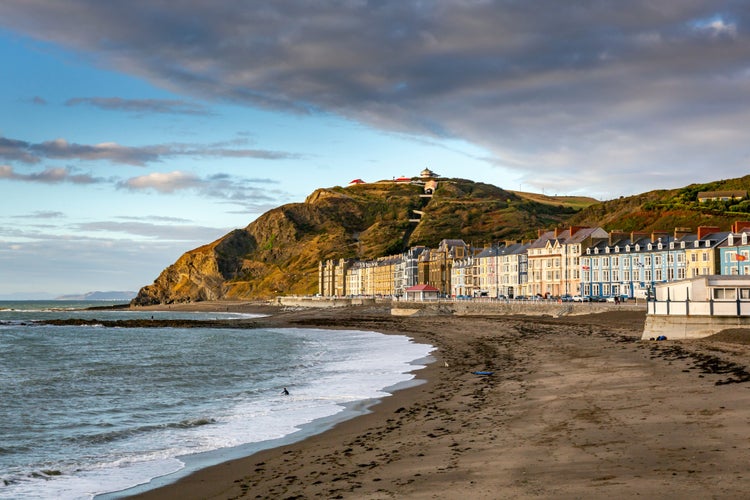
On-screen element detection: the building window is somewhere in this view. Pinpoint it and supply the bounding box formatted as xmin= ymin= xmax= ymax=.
xmin=713 ymin=288 xmax=737 ymax=300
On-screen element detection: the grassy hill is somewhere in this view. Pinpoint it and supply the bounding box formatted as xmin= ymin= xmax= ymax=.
xmin=132 ymin=175 xmax=750 ymax=305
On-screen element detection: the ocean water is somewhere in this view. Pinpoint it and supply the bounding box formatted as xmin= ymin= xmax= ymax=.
xmin=0 ymin=302 xmax=433 ymax=499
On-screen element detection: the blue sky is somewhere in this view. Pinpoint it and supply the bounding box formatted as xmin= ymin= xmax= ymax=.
xmin=1 ymin=1 xmax=749 ymax=298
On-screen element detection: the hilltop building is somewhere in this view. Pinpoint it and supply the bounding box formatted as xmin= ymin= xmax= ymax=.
xmin=697 ymin=190 xmax=746 ymax=202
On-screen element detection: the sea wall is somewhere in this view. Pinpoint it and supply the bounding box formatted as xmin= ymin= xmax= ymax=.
xmin=276 ymin=296 xmax=645 ymax=316
xmin=391 ymin=301 xmax=640 ymax=317
xmin=642 ymin=314 xmax=750 ymax=340
xmin=276 ymin=296 xmax=378 ymax=308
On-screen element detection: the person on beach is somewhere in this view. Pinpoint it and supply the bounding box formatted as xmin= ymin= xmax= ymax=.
xmin=282 ymin=388 xmax=289 ymax=396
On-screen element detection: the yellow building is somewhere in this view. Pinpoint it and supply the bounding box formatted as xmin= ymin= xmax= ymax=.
xmin=526 ymin=226 xmax=608 ymax=297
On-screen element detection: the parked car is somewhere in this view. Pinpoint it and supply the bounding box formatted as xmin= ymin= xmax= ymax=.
xmin=560 ymin=294 xmax=574 ymax=302
xmin=572 ymin=295 xmax=589 ymax=302
xmin=589 ymin=295 xmax=607 ymax=302
xmin=514 ymin=295 xmax=528 ymax=300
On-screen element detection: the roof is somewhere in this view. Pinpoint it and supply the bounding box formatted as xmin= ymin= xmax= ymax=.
xmin=528 ymin=227 xmax=607 ymax=249
xmin=405 ymin=284 xmax=440 ymax=292
xmin=349 ymin=179 xmax=365 ymax=184
xmin=697 ymin=190 xmax=746 ymax=199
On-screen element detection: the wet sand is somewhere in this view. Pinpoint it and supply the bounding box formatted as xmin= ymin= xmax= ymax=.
xmin=126 ymin=303 xmax=750 ymax=499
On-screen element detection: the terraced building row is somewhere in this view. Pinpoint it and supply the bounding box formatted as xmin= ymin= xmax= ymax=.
xmin=319 ymin=222 xmax=750 ymax=300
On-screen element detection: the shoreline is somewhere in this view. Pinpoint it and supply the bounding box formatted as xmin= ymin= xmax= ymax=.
xmin=124 ymin=302 xmax=750 ymax=498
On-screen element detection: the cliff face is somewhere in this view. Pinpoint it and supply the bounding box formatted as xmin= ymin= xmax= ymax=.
xmin=132 ymin=179 xmax=584 ymax=305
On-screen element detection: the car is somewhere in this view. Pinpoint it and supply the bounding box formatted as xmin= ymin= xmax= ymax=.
xmin=590 ymin=295 xmax=607 ymax=302
xmin=571 ymin=295 xmax=589 ymax=302
xmin=514 ymin=295 xmax=528 ymax=300
xmin=605 ymin=296 xmax=616 ymax=303
xmin=560 ymin=294 xmax=574 ymax=302
xmin=497 ymin=294 xmax=508 ymax=300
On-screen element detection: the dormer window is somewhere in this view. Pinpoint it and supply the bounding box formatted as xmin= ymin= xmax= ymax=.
xmin=680 ymin=241 xmax=685 ymax=249
xmin=648 ymin=243 xmax=653 ymax=251
xmin=705 ymin=240 xmax=710 ymax=248
xmin=615 ymin=246 xmax=620 ymax=253
xmin=669 ymin=242 xmax=675 ymax=250
xmin=586 ymin=248 xmax=591 ymax=255
xmin=657 ymin=242 xmax=663 ymax=250
xmin=594 ymin=248 xmax=599 ymax=254
xmin=605 ymin=247 xmax=610 ymax=254
xmin=728 ymin=234 xmax=735 ymax=246
xmin=694 ymin=240 xmax=699 ymax=248
xmin=625 ymin=245 xmax=630 ymax=252
xmin=743 ymin=233 xmax=748 ymax=245
xmin=635 ymin=244 xmax=640 ymax=251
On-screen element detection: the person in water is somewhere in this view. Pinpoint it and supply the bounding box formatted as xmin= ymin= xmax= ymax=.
xmin=282 ymin=388 xmax=289 ymax=396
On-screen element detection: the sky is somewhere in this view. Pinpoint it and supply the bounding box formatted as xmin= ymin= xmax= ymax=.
xmin=1 ymin=1 xmax=749 ymax=298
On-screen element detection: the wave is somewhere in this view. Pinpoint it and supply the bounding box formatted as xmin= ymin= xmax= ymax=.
xmin=67 ymin=418 xmax=218 ymax=446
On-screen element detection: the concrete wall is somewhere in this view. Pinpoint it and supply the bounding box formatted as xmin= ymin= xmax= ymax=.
xmin=642 ymin=314 xmax=750 ymax=340
xmin=390 ymin=301 xmax=641 ymax=317
xmin=276 ymin=296 xmax=377 ymax=308
xmin=276 ymin=296 xmax=645 ymax=318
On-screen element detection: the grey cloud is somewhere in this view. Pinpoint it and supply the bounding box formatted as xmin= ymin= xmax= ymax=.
xmin=0 ymin=135 xmax=299 ymax=166
xmin=12 ymin=210 xmax=65 ymax=219
xmin=65 ymin=96 xmax=212 ymax=115
xmin=73 ymin=220 xmax=232 ymax=241
xmin=1 ymin=2 xmax=749 ymax=196
xmin=0 ymin=165 xmax=103 ymax=184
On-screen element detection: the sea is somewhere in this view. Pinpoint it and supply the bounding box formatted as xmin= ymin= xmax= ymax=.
xmin=0 ymin=301 xmax=434 ymax=499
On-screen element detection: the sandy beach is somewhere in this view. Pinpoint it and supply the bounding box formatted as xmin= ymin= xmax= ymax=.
xmin=126 ymin=302 xmax=750 ymax=499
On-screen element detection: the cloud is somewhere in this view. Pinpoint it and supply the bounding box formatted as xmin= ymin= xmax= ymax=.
xmin=118 ymin=169 xmax=283 ymax=210
xmin=2 ymin=1 xmax=750 ymax=196
xmin=12 ymin=210 xmax=65 ymax=219
xmin=120 ymin=170 xmax=202 ymax=193
xmin=0 ymin=164 xmax=103 ymax=184
xmin=0 ymin=135 xmax=300 ymax=166
xmin=65 ymin=96 xmax=212 ymax=115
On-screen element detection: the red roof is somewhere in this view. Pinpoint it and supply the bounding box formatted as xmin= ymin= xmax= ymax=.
xmin=395 ymin=176 xmax=411 ymax=182
xmin=406 ymin=284 xmax=440 ymax=292
xmin=349 ymin=179 xmax=365 ymax=184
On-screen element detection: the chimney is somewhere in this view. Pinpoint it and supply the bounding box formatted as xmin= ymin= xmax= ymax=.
xmin=732 ymin=221 xmax=750 ymax=233
xmin=554 ymin=227 xmax=560 ymax=238
xmin=608 ymin=230 xmax=628 ymax=246
xmin=569 ymin=226 xmax=585 ymax=236
xmin=538 ymin=229 xmax=544 ymax=238
xmin=697 ymin=226 xmax=721 ymax=239
xmin=630 ymin=231 xmax=649 ymax=243
xmin=673 ymin=227 xmax=692 ymax=239
xmin=651 ymin=230 xmax=669 ymax=243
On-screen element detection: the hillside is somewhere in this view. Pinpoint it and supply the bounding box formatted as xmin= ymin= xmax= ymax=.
xmin=132 ymin=175 xmax=750 ymax=305
xmin=569 ymin=176 xmax=750 ymax=232
xmin=132 ymin=178 xmax=580 ymax=304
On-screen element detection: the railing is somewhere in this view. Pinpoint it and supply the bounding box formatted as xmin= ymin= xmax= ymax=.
xmin=647 ymin=297 xmax=750 ymax=317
